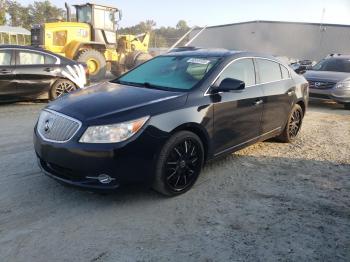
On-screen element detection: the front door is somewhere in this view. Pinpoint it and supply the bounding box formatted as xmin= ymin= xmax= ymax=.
xmin=211 ymin=58 xmax=264 ymax=155
xmin=13 ymin=50 xmax=59 ymax=98
xmin=0 ymin=49 xmax=16 ymax=99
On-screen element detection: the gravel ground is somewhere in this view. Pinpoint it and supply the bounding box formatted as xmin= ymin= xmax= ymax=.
xmin=0 ymin=101 xmax=349 ymax=262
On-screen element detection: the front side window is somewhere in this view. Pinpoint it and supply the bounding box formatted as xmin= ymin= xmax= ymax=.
xmin=215 ymin=58 xmax=256 ymax=87
xmin=256 ymin=59 xmax=282 ymax=83
xmin=312 ymin=58 xmax=350 ymax=73
xmin=115 ymin=56 xmax=220 ymax=91
xmin=77 ymin=6 xmax=92 ymax=23
xmin=19 ymin=51 xmax=56 ymax=65
xmin=0 ymin=50 xmax=12 ymax=66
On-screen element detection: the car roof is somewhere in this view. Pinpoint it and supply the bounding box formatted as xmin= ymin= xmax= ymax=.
xmin=164 ymin=47 xmax=282 ymax=62
xmin=0 ymin=44 xmax=73 ymax=63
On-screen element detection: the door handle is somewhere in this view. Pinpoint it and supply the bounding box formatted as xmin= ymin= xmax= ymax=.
xmin=43 ymin=67 xmax=53 ymax=72
xmin=253 ymin=99 xmax=263 ymax=106
xmin=0 ymin=69 xmax=11 ymax=74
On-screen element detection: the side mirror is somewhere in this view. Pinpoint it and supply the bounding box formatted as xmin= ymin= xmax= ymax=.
xmin=216 ymin=78 xmax=245 ymax=92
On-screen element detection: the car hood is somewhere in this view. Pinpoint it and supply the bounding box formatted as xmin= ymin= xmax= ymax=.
xmin=303 ymin=70 xmax=350 ymax=82
xmin=47 ymin=82 xmax=186 ymax=123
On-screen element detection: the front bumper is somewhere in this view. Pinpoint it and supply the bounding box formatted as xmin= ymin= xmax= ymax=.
xmin=309 ymin=88 xmax=350 ymax=103
xmin=34 ymin=127 xmax=167 ymax=190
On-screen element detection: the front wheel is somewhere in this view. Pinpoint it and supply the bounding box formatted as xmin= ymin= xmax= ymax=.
xmin=277 ymin=104 xmax=304 ymax=143
xmin=152 ymin=131 xmax=204 ymax=197
xmin=50 ymin=79 xmax=77 ymax=100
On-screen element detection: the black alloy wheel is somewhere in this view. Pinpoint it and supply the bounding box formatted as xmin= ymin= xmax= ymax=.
xmin=153 ymin=131 xmax=204 ymax=196
xmin=277 ymin=104 xmax=304 ymax=143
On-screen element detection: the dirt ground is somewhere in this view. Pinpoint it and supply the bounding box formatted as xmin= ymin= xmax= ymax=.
xmin=0 ymin=100 xmax=349 ymax=262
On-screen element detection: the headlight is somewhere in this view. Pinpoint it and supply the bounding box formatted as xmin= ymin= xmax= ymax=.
xmin=79 ymin=116 xmax=149 ymax=143
xmin=336 ymin=80 xmax=350 ymax=89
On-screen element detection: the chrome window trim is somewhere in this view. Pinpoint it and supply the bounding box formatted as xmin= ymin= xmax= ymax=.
xmin=0 ymin=47 xmax=61 ymax=65
xmin=204 ymin=56 xmax=292 ymax=96
xmin=37 ymin=109 xmax=82 ymax=144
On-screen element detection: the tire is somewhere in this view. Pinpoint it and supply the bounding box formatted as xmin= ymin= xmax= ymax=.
xmin=125 ymin=51 xmax=153 ymax=70
xmin=50 ymin=79 xmax=77 ymax=100
xmin=152 ymin=131 xmax=204 ymax=197
xmin=134 ymin=52 xmax=153 ymax=66
xmin=344 ymin=103 xmax=350 ymax=110
xmin=76 ymin=49 xmax=106 ymax=82
xmin=111 ymin=63 xmax=127 ymax=77
xmin=277 ymin=104 xmax=304 ymax=143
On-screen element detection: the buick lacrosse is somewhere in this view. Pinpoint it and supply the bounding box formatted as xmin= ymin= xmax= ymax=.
xmin=34 ymin=48 xmax=309 ymax=196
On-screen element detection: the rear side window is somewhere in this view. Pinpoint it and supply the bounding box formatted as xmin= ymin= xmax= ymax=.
xmin=216 ymin=58 xmax=256 ymax=86
xmin=256 ymin=59 xmax=282 ymax=83
xmin=18 ymin=51 xmax=56 ymax=65
xmin=0 ymin=50 xmax=12 ymax=66
xmin=280 ymin=65 xmax=290 ymax=79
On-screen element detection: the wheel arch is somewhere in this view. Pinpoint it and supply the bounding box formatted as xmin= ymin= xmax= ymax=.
xmin=170 ymin=122 xmax=211 ymax=163
xmin=63 ymin=40 xmax=106 ymax=59
xmin=296 ymin=100 xmax=306 ymax=115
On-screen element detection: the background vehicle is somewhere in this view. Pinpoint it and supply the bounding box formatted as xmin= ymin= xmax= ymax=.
xmin=34 ymin=49 xmax=309 ymax=196
xmin=0 ymin=45 xmax=88 ymax=102
xmin=31 ymin=2 xmax=152 ymax=81
xmin=303 ymin=54 xmax=350 ymax=109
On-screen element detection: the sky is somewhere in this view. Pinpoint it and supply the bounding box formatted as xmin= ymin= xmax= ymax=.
xmin=19 ymin=0 xmax=350 ymax=28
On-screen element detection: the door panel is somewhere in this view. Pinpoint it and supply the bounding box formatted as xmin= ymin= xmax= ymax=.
xmin=0 ymin=49 xmax=16 ymax=97
xmin=211 ymin=58 xmax=263 ymax=155
xmin=212 ymin=88 xmax=264 ymax=155
xmin=13 ymin=50 xmax=59 ymax=98
xmin=255 ymin=59 xmax=294 ymax=133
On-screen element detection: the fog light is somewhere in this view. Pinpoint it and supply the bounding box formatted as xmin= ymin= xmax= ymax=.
xmin=86 ymin=174 xmax=116 ymax=184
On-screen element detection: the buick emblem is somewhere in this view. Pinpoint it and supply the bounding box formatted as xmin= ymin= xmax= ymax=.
xmin=314 ymin=82 xmax=321 ymax=87
xmin=44 ymin=119 xmax=51 ymax=133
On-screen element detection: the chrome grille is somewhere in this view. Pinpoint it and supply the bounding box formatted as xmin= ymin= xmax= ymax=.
xmin=308 ymin=80 xmax=335 ymax=89
xmin=37 ymin=110 xmax=81 ymax=142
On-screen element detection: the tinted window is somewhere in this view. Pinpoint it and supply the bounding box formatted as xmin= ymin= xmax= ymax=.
xmin=312 ymin=58 xmax=350 ymax=73
xmin=0 ymin=50 xmax=12 ymax=66
xmin=116 ymin=56 xmax=219 ymax=91
xmin=19 ymin=51 xmax=56 ymax=65
xmin=280 ymin=65 xmax=290 ymax=79
xmin=256 ymin=59 xmax=282 ymax=83
xmin=216 ymin=58 xmax=256 ymax=86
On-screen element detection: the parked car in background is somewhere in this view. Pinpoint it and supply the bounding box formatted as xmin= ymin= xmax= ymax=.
xmin=291 ymin=60 xmax=315 ymax=74
xmin=0 ymin=45 xmax=88 ymax=102
xmin=34 ymin=48 xmax=309 ymax=196
xmin=303 ymin=54 xmax=350 ymax=109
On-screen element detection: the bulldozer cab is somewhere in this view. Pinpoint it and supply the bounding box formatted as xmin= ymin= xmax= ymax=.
xmin=74 ymin=3 xmax=120 ymax=45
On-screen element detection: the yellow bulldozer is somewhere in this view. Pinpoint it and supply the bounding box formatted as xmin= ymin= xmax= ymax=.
xmin=31 ymin=2 xmax=152 ymax=81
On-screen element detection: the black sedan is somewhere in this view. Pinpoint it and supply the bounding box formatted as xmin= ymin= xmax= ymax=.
xmin=0 ymin=45 xmax=88 ymax=102
xmin=34 ymin=48 xmax=309 ymax=196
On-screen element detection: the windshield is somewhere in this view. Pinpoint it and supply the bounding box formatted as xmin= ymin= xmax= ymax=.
xmin=114 ymin=56 xmax=220 ymax=91
xmin=77 ymin=6 xmax=92 ymax=23
xmin=312 ymin=58 xmax=350 ymax=73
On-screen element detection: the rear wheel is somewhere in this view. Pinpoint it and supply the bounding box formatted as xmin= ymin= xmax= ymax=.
xmin=50 ymin=79 xmax=77 ymax=100
xmin=76 ymin=49 xmax=106 ymax=82
xmin=152 ymin=131 xmax=204 ymax=197
xmin=277 ymin=104 xmax=304 ymax=143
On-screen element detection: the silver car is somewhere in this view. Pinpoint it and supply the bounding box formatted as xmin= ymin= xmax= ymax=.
xmin=303 ymin=54 xmax=350 ymax=109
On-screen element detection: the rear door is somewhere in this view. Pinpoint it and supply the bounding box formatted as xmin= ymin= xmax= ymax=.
xmin=13 ymin=49 xmax=60 ymax=98
xmin=0 ymin=49 xmax=16 ymax=97
xmin=255 ymin=58 xmax=294 ymax=134
xmin=212 ymin=58 xmax=264 ymax=155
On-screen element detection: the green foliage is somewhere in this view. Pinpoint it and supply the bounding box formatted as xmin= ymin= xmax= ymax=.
xmin=4 ymin=0 xmax=65 ymax=29
xmin=0 ymin=0 xmax=6 ymax=25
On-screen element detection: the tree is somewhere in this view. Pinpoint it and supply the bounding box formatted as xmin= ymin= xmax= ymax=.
xmin=6 ymin=0 xmax=30 ymax=28
xmin=176 ymin=20 xmax=189 ymax=31
xmin=28 ymin=0 xmax=65 ymax=25
xmin=0 ymin=0 xmax=6 ymax=25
